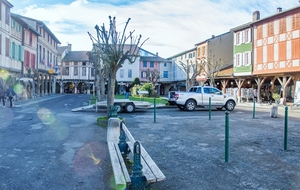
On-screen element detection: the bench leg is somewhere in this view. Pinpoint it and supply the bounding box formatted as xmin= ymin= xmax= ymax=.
xmin=129 ymin=141 xmax=149 ymax=190
xmin=118 ymin=121 xmax=129 ymax=154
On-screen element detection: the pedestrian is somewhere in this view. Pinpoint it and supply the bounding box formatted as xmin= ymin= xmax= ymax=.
xmin=0 ymin=86 xmax=5 ymax=107
xmin=6 ymin=86 xmax=16 ymax=108
xmin=125 ymin=83 xmax=131 ymax=99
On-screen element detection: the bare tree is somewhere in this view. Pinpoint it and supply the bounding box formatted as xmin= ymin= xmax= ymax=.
xmin=145 ymin=69 xmax=160 ymax=85
xmin=199 ymin=56 xmax=227 ymax=87
xmin=88 ymin=16 xmax=148 ymax=118
xmin=179 ymin=60 xmax=203 ymax=90
xmin=87 ymin=51 xmax=107 ymax=101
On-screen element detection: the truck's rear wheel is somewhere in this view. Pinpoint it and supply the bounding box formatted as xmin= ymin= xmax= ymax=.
xmin=114 ymin=103 xmax=123 ymax=113
xmin=225 ymin=100 xmax=235 ymax=111
xmin=185 ymin=100 xmax=196 ymax=111
xmin=124 ymin=103 xmax=135 ymax=113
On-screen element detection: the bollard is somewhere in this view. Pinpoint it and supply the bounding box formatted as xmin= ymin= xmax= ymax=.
xmin=284 ymin=106 xmax=288 ymax=150
xmin=252 ymin=101 xmax=256 ymax=119
xmin=225 ymin=110 xmax=229 ymax=162
xmin=209 ymin=97 xmax=211 ymax=120
xmin=154 ymin=97 xmax=156 ymax=123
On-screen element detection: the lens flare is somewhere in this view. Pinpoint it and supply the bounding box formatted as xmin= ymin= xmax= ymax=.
xmin=87 ymin=146 xmax=101 ymax=165
xmin=0 ymin=69 xmax=9 ymax=80
xmin=13 ymin=83 xmax=24 ymax=95
xmin=73 ymin=142 xmax=104 ymax=176
xmin=110 ymin=177 xmax=126 ymax=190
xmin=37 ymin=108 xmax=55 ymax=125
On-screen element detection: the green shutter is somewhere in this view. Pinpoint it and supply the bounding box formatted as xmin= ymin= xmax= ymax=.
xmin=20 ymin=46 xmax=24 ymax=62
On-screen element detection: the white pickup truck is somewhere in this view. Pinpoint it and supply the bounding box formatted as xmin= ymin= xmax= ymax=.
xmin=174 ymin=86 xmax=236 ymax=111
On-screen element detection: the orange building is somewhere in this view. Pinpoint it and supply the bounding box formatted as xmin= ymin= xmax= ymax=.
xmin=252 ymin=7 xmax=300 ymax=101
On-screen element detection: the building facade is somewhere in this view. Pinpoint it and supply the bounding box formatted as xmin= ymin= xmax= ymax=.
xmin=57 ymin=44 xmax=94 ymax=94
xmin=0 ymin=0 xmax=14 ymax=88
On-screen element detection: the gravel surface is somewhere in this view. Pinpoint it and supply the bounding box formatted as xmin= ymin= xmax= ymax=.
xmin=122 ymin=106 xmax=300 ymax=190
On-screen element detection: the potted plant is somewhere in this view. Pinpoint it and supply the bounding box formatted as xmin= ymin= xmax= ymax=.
xmin=272 ymin=93 xmax=280 ymax=105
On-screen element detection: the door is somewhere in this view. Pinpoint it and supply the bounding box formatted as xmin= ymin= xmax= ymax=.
xmin=202 ymin=87 xmax=224 ymax=106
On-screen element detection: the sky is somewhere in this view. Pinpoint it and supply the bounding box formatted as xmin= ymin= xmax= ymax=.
xmin=8 ymin=0 xmax=300 ymax=58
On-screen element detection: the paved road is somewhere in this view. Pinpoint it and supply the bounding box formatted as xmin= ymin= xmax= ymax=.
xmin=1 ymin=95 xmax=300 ymax=190
xmin=0 ymin=94 xmax=111 ymax=190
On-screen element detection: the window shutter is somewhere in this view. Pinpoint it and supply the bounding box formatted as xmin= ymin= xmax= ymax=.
xmin=248 ymin=29 xmax=251 ymax=43
xmin=20 ymin=46 xmax=24 ymax=62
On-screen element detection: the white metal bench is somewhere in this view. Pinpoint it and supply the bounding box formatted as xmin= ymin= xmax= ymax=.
xmin=107 ymin=118 xmax=166 ymax=189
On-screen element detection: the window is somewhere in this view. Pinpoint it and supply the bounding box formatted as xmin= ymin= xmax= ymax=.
xmin=120 ymin=69 xmax=124 ymax=78
xmin=203 ymin=88 xmax=209 ymax=94
xmin=256 ymin=25 xmax=263 ymax=39
xmin=17 ymin=24 xmax=20 ymax=32
xmin=164 ymin=63 xmax=167 ymax=67
xmin=210 ymin=88 xmax=221 ymax=95
xmin=82 ymin=67 xmax=86 ymax=76
xmin=91 ymin=68 xmax=95 ymax=76
xmin=5 ymin=5 xmax=10 ymax=25
xmin=74 ymin=67 xmax=78 ymax=76
xmin=267 ymin=22 xmax=274 ymax=36
xmin=11 ymin=20 xmax=15 ymax=28
xmin=18 ymin=45 xmax=24 ymax=61
xmin=244 ymin=29 xmax=250 ymax=43
xmin=143 ymin=61 xmax=147 ymax=67
xmin=197 ymin=48 xmax=200 ymax=57
xmin=292 ymin=38 xmax=300 ymax=59
xmin=5 ymin=38 xmax=10 ymax=57
xmin=29 ymin=32 xmax=32 ymax=46
xmin=11 ymin=41 xmax=15 ymax=59
xmin=150 ymin=61 xmax=154 ymax=68
xmin=66 ymin=67 xmax=69 ymax=75
xmin=24 ymin=50 xmax=30 ymax=67
xmin=244 ymin=52 xmax=251 ymax=66
xmin=201 ymin=46 xmax=205 ymax=57
xmin=267 ymin=44 xmax=274 ymax=62
xmin=235 ymin=53 xmax=242 ymax=67
xmin=163 ymin=71 xmax=168 ymax=78
xmin=31 ymin=53 xmax=36 ymax=68
xmin=256 ymin=46 xmax=263 ymax=64
xmin=279 ymin=41 xmax=286 ymax=61
xmin=279 ymin=18 xmax=286 ymax=34
xmin=292 ymin=13 xmax=300 ymax=30
xmin=141 ymin=71 xmax=147 ymax=78
xmin=128 ymin=69 xmax=132 ymax=78
xmin=236 ymin=32 xmax=241 ymax=45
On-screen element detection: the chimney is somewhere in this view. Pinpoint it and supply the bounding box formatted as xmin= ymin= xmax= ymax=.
xmin=252 ymin=11 xmax=260 ymax=21
xmin=212 ymin=35 xmax=215 ymax=38
xmin=277 ymin=7 xmax=282 ymax=13
xmin=67 ymin=43 xmax=72 ymax=51
xmin=156 ymin=52 xmax=158 ymax=56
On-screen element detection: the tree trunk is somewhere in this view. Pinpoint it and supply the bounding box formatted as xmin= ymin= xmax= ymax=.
xmin=100 ymin=77 xmax=105 ymax=101
xmin=107 ymin=70 xmax=116 ymax=118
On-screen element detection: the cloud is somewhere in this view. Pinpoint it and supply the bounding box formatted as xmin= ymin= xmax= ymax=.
xmin=13 ymin=0 xmax=300 ymax=58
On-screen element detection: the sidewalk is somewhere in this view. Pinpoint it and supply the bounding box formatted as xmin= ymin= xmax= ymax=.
xmin=236 ymin=101 xmax=300 ymax=111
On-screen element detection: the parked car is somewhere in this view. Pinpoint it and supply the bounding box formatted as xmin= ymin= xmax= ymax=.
xmin=174 ymin=86 xmax=236 ymax=111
